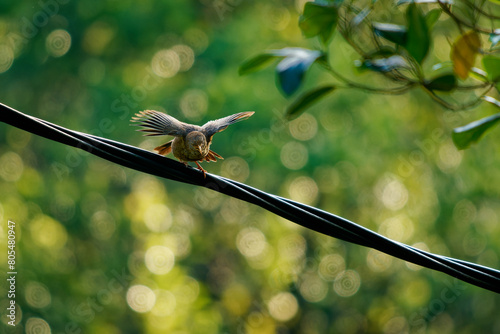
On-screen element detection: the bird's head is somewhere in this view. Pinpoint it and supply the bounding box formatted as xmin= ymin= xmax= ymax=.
xmin=186 ymin=131 xmax=207 ymax=153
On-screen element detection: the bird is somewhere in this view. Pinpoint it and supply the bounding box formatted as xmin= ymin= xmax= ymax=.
xmin=131 ymin=110 xmax=255 ymax=177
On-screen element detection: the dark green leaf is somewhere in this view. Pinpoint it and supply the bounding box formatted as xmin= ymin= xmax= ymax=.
xmin=299 ymin=2 xmax=338 ymax=45
xmin=425 ymin=8 xmax=441 ymax=29
xmin=286 ymin=86 xmax=336 ymax=120
xmin=372 ymin=22 xmax=407 ymax=45
xmin=424 ymin=73 xmax=457 ymax=92
xmin=275 ymin=48 xmax=324 ymax=96
xmin=452 ymin=111 xmax=500 ymax=149
xmin=367 ymin=46 xmax=399 ymax=58
xmin=482 ymin=55 xmax=500 ymax=81
xmin=405 ymin=3 xmax=430 ymax=63
xmin=239 ymin=53 xmax=280 ymax=75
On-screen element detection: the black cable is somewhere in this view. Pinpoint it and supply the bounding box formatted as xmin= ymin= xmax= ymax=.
xmin=1 ymin=102 xmax=499 ymax=293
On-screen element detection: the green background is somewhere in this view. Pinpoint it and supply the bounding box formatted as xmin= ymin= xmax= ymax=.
xmin=1 ymin=0 xmax=500 ymax=333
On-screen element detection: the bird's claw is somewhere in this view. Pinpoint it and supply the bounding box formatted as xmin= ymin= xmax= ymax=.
xmin=195 ymin=161 xmax=207 ymax=178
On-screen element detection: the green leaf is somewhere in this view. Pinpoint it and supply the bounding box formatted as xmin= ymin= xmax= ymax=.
xmin=482 ymin=55 xmax=500 ymax=81
xmin=397 ymin=0 xmax=452 ymax=4
xmin=352 ymin=7 xmax=371 ymax=27
xmin=452 ymin=111 xmax=500 ymax=149
xmin=368 ymin=47 xmax=399 ymax=58
xmin=275 ymin=48 xmax=324 ymax=96
xmin=451 ymin=31 xmax=481 ymax=79
xmin=490 ymin=32 xmax=500 ymax=48
xmin=286 ymin=86 xmax=336 ymax=120
xmin=299 ymin=2 xmax=338 ymax=45
xmin=482 ymin=95 xmax=500 ymax=107
xmin=239 ymin=48 xmax=324 ymax=96
xmin=424 ymin=73 xmax=457 ymax=92
xmin=405 ymin=3 xmax=430 ymax=63
xmin=239 ymin=53 xmax=280 ymax=75
xmin=470 ymin=67 xmax=488 ymax=81
xmin=425 ymin=8 xmax=441 ymax=29
xmin=372 ymin=22 xmax=407 ymax=45
xmin=361 ymin=55 xmax=408 ymax=72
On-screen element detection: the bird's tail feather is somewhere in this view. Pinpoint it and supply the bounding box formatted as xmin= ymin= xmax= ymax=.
xmin=203 ymin=150 xmax=223 ymax=162
xmin=154 ymin=140 xmax=173 ymax=155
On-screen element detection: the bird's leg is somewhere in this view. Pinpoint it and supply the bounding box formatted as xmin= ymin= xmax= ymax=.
xmin=195 ymin=161 xmax=207 ymax=178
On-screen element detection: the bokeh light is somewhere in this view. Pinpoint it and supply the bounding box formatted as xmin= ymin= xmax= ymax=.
xmin=289 ymin=113 xmax=318 ymax=141
xmin=220 ymin=156 xmax=250 ymax=183
xmin=172 ymin=44 xmax=195 ymax=72
xmin=278 ymin=233 xmax=306 ymax=261
xmin=25 ymin=281 xmax=51 ymax=309
xmin=150 ymin=289 xmax=176 ymax=316
xmin=143 ymin=204 xmax=172 ymax=233
xmin=29 ymin=215 xmax=67 ymax=249
xmin=0 ymin=45 xmax=14 ymax=73
xmin=318 ymin=254 xmax=346 ymax=281
xmin=299 ymin=273 xmax=328 ymax=302
xmin=222 ymin=283 xmax=252 ymax=316
xmin=288 ymin=176 xmax=319 ymax=205
xmin=46 ymin=29 xmax=71 ymax=57
xmin=383 ymin=316 xmax=408 ymax=334
xmin=145 ymin=245 xmax=175 ymax=275
xmin=25 ymin=317 xmax=51 ymax=334
xmin=268 ymin=292 xmax=299 ymax=322
xmin=90 ymin=210 xmax=116 ymax=240
xmin=453 ymin=199 xmax=477 ymax=224
xmin=126 ymin=285 xmax=156 ymax=313
xmin=237 ymin=227 xmax=267 ymax=258
xmin=280 ymin=141 xmax=308 ymax=170
xmin=180 ymin=89 xmax=208 ymax=121
xmin=183 ymin=28 xmax=209 ymax=53
xmin=374 ymin=175 xmax=409 ymax=211
xmin=377 ymin=214 xmax=414 ymax=243
xmin=366 ymin=249 xmax=393 ymax=273
xmin=172 ymin=277 xmax=200 ymax=305
xmin=82 ymin=21 xmax=116 ymax=55
xmin=264 ymin=5 xmax=291 ymax=31
xmin=437 ymin=140 xmax=462 ymax=172
xmin=0 ymin=152 xmax=24 ymax=182
xmin=334 ymin=270 xmax=361 ymax=297
xmin=151 ymin=49 xmax=180 ymax=78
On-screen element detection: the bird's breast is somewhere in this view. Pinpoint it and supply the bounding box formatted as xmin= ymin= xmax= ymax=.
xmin=171 ymin=135 xmax=208 ymax=161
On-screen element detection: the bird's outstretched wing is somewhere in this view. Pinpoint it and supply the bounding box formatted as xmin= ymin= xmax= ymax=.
xmin=201 ymin=111 xmax=255 ymax=140
xmin=131 ymin=110 xmax=197 ymax=136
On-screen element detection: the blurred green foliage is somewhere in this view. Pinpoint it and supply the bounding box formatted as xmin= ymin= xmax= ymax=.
xmin=0 ymin=0 xmax=500 ymax=333
xmin=242 ymin=0 xmax=500 ymax=147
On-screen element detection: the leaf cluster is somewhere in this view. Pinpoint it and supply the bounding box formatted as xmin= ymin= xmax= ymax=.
xmin=240 ymin=0 xmax=500 ymax=149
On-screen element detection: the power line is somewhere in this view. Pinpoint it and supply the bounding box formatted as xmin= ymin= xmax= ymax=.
xmin=1 ymin=102 xmax=499 ymax=294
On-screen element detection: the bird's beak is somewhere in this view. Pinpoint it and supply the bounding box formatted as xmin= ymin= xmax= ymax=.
xmin=196 ymin=145 xmax=203 ymax=154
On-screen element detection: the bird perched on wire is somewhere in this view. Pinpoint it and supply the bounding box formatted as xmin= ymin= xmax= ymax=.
xmin=131 ymin=110 xmax=255 ymax=177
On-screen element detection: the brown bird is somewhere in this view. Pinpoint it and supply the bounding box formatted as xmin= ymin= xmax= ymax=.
xmin=131 ymin=110 xmax=255 ymax=177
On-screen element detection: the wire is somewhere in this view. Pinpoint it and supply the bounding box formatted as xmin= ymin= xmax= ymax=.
xmin=1 ymin=102 xmax=499 ymax=294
